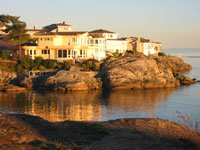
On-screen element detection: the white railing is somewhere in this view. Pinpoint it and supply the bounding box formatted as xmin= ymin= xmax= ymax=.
xmin=28 ymin=71 xmax=57 ymax=78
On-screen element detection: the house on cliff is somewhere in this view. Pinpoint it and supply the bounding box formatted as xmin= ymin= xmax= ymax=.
xmin=123 ymin=37 xmax=162 ymax=56
xmin=23 ymin=22 xmax=128 ymax=61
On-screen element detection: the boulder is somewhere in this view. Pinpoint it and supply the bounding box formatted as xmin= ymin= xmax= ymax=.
xmin=100 ymin=56 xmax=193 ymax=90
xmin=44 ymin=70 xmax=102 ymax=91
xmin=0 ymin=70 xmax=17 ymax=83
xmin=1 ymin=84 xmax=26 ymax=92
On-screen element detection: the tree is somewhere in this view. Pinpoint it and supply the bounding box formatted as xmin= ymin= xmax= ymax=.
xmin=0 ymin=14 xmax=30 ymax=60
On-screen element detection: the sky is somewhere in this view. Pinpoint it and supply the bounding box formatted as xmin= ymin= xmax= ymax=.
xmin=1 ymin=0 xmax=200 ymax=49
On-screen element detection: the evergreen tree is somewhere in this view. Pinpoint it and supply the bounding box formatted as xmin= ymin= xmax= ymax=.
xmin=0 ymin=14 xmax=30 ymax=59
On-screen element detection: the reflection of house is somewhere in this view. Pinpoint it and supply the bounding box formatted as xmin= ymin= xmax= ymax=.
xmin=124 ymin=37 xmax=163 ymax=56
xmin=24 ymin=91 xmax=102 ymax=122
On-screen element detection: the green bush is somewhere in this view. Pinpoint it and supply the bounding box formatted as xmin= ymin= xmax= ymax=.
xmin=16 ymin=64 xmax=23 ymax=75
xmin=9 ymin=65 xmax=16 ymax=72
xmin=20 ymin=56 xmax=34 ymax=70
xmin=56 ymin=63 xmax=63 ymax=70
xmin=42 ymin=59 xmax=57 ymax=69
xmin=81 ymin=63 xmax=87 ymax=69
xmin=93 ymin=65 xmax=100 ymax=71
xmin=39 ymin=65 xmax=46 ymax=71
xmin=0 ymin=51 xmax=11 ymax=60
xmin=34 ymin=56 xmax=43 ymax=66
xmin=32 ymin=66 xmax=38 ymax=71
xmin=63 ymin=61 xmax=72 ymax=69
xmin=86 ymin=61 xmax=93 ymax=69
xmin=158 ymin=52 xmax=167 ymax=56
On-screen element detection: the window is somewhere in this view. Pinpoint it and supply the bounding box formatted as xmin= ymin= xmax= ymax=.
xmin=90 ymin=40 xmax=94 ymax=44
xmin=42 ymin=50 xmax=48 ymax=54
xmin=48 ymin=50 xmax=50 ymax=54
xmin=63 ymin=50 xmax=67 ymax=58
xmin=40 ymin=38 xmax=43 ymax=41
xmin=99 ymin=40 xmax=102 ymax=44
xmin=95 ymin=40 xmax=98 ymax=44
xmin=80 ymin=49 xmax=86 ymax=58
xmin=58 ymin=50 xmax=62 ymax=58
xmin=110 ymin=35 xmax=113 ymax=38
xmin=34 ymin=50 xmax=36 ymax=55
xmin=30 ymin=50 xmax=32 ymax=55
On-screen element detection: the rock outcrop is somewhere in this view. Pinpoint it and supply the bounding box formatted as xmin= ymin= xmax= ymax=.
xmin=44 ymin=70 xmax=102 ymax=91
xmin=100 ymin=56 xmax=193 ymax=90
xmin=0 ymin=113 xmax=200 ymax=150
xmin=0 ymin=69 xmax=17 ymax=83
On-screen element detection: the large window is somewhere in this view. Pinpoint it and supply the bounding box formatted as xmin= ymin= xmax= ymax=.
xmin=42 ymin=50 xmax=49 ymax=54
xmin=90 ymin=40 xmax=94 ymax=44
xmin=80 ymin=49 xmax=86 ymax=58
xmin=58 ymin=50 xmax=62 ymax=58
xmin=58 ymin=50 xmax=73 ymax=58
xmin=63 ymin=50 xmax=67 ymax=58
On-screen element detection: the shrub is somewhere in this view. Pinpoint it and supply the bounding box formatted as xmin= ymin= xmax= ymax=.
xmin=34 ymin=56 xmax=43 ymax=66
xmin=16 ymin=64 xmax=23 ymax=75
xmin=81 ymin=63 xmax=87 ymax=69
xmin=32 ymin=66 xmax=38 ymax=71
xmin=20 ymin=56 xmax=34 ymax=70
xmin=93 ymin=65 xmax=100 ymax=71
xmin=56 ymin=63 xmax=63 ymax=70
xmin=39 ymin=65 xmax=46 ymax=71
xmin=42 ymin=59 xmax=57 ymax=69
xmin=9 ymin=65 xmax=16 ymax=72
xmin=0 ymin=51 xmax=11 ymax=60
xmin=63 ymin=61 xmax=72 ymax=69
xmin=86 ymin=61 xmax=93 ymax=69
xmin=158 ymin=52 xmax=167 ymax=56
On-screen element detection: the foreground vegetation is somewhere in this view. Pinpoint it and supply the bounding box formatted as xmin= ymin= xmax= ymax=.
xmin=0 ymin=113 xmax=200 ymax=150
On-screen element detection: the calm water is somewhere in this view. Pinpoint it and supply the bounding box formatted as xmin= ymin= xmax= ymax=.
xmin=0 ymin=49 xmax=200 ymax=130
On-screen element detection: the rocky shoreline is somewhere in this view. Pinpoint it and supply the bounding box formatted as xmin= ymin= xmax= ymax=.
xmin=0 ymin=55 xmax=198 ymax=92
xmin=0 ymin=113 xmax=200 ymax=150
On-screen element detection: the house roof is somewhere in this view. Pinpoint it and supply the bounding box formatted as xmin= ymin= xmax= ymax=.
xmin=107 ymin=38 xmax=127 ymax=41
xmin=89 ymin=34 xmax=104 ymax=38
xmin=34 ymin=31 xmax=87 ymax=36
xmin=43 ymin=22 xmax=73 ymax=31
xmin=89 ymin=29 xmax=115 ymax=34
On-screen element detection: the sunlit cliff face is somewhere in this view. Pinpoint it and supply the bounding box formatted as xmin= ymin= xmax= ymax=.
xmin=0 ymin=88 xmax=176 ymax=122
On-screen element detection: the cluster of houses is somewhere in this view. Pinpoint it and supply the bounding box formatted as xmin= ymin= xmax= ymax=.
xmin=0 ymin=21 xmax=162 ymax=61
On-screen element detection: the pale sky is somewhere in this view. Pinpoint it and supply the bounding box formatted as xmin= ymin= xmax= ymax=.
xmin=1 ymin=0 xmax=200 ymax=49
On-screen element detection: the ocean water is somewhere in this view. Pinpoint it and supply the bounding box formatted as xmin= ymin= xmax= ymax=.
xmin=0 ymin=49 xmax=200 ymax=131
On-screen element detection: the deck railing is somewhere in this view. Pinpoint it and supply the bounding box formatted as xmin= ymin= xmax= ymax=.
xmin=28 ymin=71 xmax=57 ymax=78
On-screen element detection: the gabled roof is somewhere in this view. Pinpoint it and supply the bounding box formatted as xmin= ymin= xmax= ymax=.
xmin=43 ymin=22 xmax=73 ymax=31
xmin=34 ymin=31 xmax=87 ymax=36
xmin=89 ymin=29 xmax=115 ymax=34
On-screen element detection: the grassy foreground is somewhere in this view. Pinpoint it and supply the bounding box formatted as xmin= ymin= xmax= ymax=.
xmin=0 ymin=113 xmax=200 ymax=150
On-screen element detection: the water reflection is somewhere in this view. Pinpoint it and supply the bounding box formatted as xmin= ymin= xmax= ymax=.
xmin=0 ymin=88 xmax=177 ymax=122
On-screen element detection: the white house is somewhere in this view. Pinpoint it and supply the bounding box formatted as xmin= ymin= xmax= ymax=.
xmin=89 ymin=29 xmax=127 ymax=54
xmin=106 ymin=39 xmax=127 ymax=53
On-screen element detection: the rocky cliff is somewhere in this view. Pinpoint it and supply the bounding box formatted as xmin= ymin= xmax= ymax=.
xmin=44 ymin=70 xmax=102 ymax=91
xmin=14 ymin=56 xmax=196 ymax=91
xmin=100 ymin=56 xmax=195 ymax=90
xmin=0 ymin=69 xmax=17 ymax=83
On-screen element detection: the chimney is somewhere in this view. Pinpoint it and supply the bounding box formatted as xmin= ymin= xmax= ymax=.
xmin=34 ymin=25 xmax=37 ymax=30
xmin=63 ymin=21 xmax=66 ymax=25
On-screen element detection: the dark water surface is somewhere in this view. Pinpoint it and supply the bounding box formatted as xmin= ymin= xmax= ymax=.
xmin=0 ymin=49 xmax=200 ymax=130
